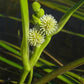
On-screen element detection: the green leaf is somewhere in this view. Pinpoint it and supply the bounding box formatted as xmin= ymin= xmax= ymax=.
xmin=0 ymin=41 xmax=21 ymax=56
xmin=66 ymin=72 xmax=84 ymax=83
xmin=54 ymin=0 xmax=84 ymax=35
xmin=43 ymin=69 xmax=81 ymax=84
xmin=39 ymin=0 xmax=84 ymax=20
xmin=0 ymin=41 xmax=84 ymax=84
xmin=0 ymin=56 xmax=23 ymax=70
xmin=58 ymin=74 xmax=81 ymax=84
xmin=0 ymin=14 xmax=21 ymax=21
xmin=33 ymin=57 xmax=84 ymax=84
xmin=0 ymin=40 xmax=20 ymax=50
xmin=61 ymin=29 xmax=84 ymax=38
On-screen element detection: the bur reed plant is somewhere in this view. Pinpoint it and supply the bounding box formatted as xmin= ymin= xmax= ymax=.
xmin=0 ymin=0 xmax=84 ymax=84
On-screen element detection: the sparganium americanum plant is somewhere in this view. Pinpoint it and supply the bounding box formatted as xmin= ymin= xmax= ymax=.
xmin=0 ymin=0 xmax=84 ymax=84
xmin=18 ymin=0 xmax=84 ymax=84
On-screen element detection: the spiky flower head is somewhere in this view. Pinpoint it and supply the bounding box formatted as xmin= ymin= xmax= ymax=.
xmin=40 ymin=14 xmax=58 ymax=35
xmin=29 ymin=28 xmax=45 ymax=46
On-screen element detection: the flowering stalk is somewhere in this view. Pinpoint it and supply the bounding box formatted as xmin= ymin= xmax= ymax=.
xmin=40 ymin=14 xmax=58 ymax=36
xmin=32 ymin=0 xmax=84 ymax=83
xmin=30 ymin=36 xmax=51 ymax=69
xmin=31 ymin=1 xmax=44 ymax=25
xmin=29 ymin=11 xmax=58 ymax=71
xmin=19 ymin=0 xmax=30 ymax=84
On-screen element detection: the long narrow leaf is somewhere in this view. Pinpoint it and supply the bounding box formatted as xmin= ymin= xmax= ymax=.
xmin=0 ymin=41 xmax=21 ymax=56
xmin=0 ymin=14 xmax=21 ymax=21
xmin=61 ymin=29 xmax=84 ymax=38
xmin=0 ymin=56 xmax=23 ymax=70
xmin=1 ymin=50 xmax=83 ymax=84
xmin=0 ymin=41 xmax=84 ymax=84
xmin=39 ymin=0 xmax=84 ymax=20
xmin=66 ymin=72 xmax=84 ymax=83
xmin=33 ymin=57 xmax=84 ymax=84
xmin=43 ymin=69 xmax=81 ymax=84
xmin=0 ymin=40 xmax=20 ymax=50
xmin=54 ymin=0 xmax=84 ymax=35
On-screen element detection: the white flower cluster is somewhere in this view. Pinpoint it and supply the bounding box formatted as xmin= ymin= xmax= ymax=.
xmin=29 ymin=28 xmax=45 ymax=46
xmin=29 ymin=14 xmax=58 ymax=46
xmin=40 ymin=14 xmax=58 ymax=35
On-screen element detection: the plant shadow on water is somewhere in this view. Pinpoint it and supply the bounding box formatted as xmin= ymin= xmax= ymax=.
xmin=0 ymin=0 xmax=84 ymax=84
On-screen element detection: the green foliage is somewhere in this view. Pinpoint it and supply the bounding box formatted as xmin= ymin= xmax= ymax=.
xmin=53 ymin=0 xmax=84 ymax=35
xmin=0 ymin=40 xmax=84 ymax=84
xmin=0 ymin=56 xmax=23 ymax=70
xmin=39 ymin=0 xmax=84 ymax=20
xmin=0 ymin=0 xmax=84 ymax=84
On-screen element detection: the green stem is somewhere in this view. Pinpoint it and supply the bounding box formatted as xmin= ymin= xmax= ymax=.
xmin=30 ymin=36 xmax=51 ymax=69
xmin=27 ymin=69 xmax=33 ymax=84
xmin=19 ymin=0 xmax=30 ymax=83
xmin=19 ymin=70 xmax=29 ymax=84
xmin=33 ymin=57 xmax=84 ymax=84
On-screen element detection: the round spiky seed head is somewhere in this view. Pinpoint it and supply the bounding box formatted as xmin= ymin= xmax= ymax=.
xmin=35 ymin=8 xmax=45 ymax=18
xmin=29 ymin=28 xmax=45 ymax=46
xmin=32 ymin=2 xmax=41 ymax=12
xmin=40 ymin=14 xmax=58 ymax=35
xmin=32 ymin=14 xmax=41 ymax=25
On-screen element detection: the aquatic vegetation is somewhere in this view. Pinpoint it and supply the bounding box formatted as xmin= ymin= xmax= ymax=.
xmin=0 ymin=0 xmax=84 ymax=84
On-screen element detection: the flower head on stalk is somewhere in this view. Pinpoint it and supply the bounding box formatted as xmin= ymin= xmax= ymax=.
xmin=29 ymin=28 xmax=45 ymax=46
xmin=40 ymin=14 xmax=58 ymax=35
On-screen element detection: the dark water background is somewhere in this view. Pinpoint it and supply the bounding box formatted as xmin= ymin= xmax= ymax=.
xmin=0 ymin=0 xmax=84 ymax=83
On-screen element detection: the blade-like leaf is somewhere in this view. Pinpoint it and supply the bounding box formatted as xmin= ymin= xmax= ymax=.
xmin=0 ymin=41 xmax=84 ymax=84
xmin=0 ymin=40 xmax=20 ymax=50
xmin=39 ymin=0 xmax=84 ymax=20
xmin=53 ymin=0 xmax=84 ymax=35
xmin=61 ymin=29 xmax=84 ymax=38
xmin=0 ymin=14 xmax=21 ymax=21
xmin=0 ymin=56 xmax=23 ymax=70
xmin=0 ymin=41 xmax=21 ymax=56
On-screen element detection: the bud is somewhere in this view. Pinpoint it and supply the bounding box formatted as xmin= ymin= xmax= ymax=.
xmin=36 ymin=8 xmax=45 ymax=18
xmin=32 ymin=2 xmax=41 ymax=12
xmin=32 ymin=14 xmax=41 ymax=25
